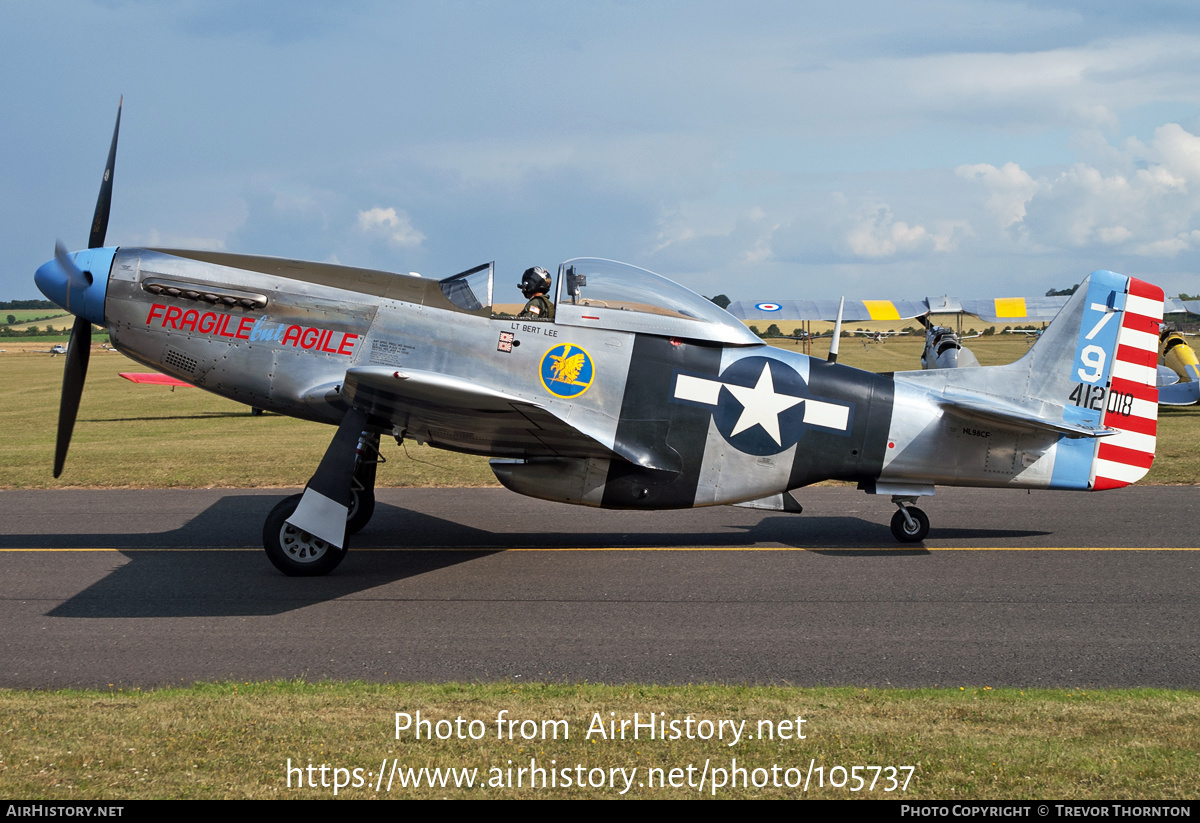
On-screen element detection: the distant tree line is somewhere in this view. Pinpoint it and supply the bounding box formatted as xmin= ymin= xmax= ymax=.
xmin=0 ymin=325 xmax=68 ymax=337
xmin=0 ymin=299 xmax=56 ymax=310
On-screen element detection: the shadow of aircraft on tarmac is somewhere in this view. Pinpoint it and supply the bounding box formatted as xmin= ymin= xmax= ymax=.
xmin=0 ymin=488 xmax=1053 ymax=619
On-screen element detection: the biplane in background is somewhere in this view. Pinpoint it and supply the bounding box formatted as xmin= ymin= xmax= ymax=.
xmin=732 ymin=295 xmax=1200 ymax=402
xmin=729 ymin=294 xmax=1069 ymax=371
xmin=1157 ymin=329 xmax=1200 ymax=405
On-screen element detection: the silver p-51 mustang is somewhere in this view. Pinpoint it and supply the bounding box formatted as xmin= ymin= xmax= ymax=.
xmin=36 ymin=103 xmax=1165 ymax=575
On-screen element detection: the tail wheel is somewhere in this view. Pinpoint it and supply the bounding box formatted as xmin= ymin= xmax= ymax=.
xmin=346 ymin=487 xmax=376 ymax=535
xmin=263 ymin=494 xmax=347 ymax=576
xmin=890 ymin=506 xmax=930 ymax=543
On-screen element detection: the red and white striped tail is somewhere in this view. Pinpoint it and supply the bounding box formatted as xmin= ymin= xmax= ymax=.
xmin=1092 ymin=277 xmax=1163 ymax=490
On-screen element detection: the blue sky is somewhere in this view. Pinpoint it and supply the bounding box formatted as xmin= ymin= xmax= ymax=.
xmin=6 ymin=1 xmax=1200 ymax=304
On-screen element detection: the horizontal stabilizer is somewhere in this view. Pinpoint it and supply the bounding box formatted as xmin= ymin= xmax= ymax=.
xmin=1158 ymin=381 xmax=1200 ymax=406
xmin=936 ymin=390 xmax=1118 ymax=439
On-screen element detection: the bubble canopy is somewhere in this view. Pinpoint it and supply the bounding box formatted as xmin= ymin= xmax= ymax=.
xmin=553 ymin=258 xmax=761 ymax=345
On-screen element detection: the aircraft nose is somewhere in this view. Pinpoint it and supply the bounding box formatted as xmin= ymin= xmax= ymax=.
xmin=35 ymin=246 xmax=114 ymax=327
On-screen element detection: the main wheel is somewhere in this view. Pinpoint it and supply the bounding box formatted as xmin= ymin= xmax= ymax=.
xmin=346 ymin=486 xmax=376 ymax=535
xmin=890 ymin=506 xmax=930 ymax=543
xmin=263 ymin=494 xmax=347 ymax=576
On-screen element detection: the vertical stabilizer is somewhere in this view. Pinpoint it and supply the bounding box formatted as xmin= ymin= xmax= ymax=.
xmin=892 ymin=270 xmax=1164 ymax=492
xmin=1044 ymin=272 xmax=1163 ymax=490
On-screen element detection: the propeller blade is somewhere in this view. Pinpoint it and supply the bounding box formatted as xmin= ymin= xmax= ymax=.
xmin=54 ymin=240 xmax=92 ymax=293
xmin=53 ymin=316 xmax=93 ymax=477
xmin=88 ymin=96 xmax=121 ymax=250
xmin=51 ymin=97 xmax=120 ymax=476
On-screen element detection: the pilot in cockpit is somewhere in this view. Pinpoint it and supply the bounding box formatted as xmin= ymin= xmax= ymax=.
xmin=517 ymin=266 xmax=554 ymax=320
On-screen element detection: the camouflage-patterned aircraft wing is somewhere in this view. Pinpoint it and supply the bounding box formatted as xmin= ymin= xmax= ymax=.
xmin=726 ymin=299 xmax=929 ymax=322
xmin=729 ymin=295 xmax=1073 ymax=324
xmin=956 ymin=296 xmax=1069 ymax=323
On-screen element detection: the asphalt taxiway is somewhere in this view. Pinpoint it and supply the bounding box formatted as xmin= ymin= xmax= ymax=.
xmin=1 ymin=486 xmax=1197 ymax=688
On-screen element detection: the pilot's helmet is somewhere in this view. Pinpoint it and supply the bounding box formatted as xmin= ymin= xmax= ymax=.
xmin=519 ymin=266 xmax=551 ymax=299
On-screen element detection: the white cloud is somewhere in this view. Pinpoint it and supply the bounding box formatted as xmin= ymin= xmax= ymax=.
xmin=806 ymin=33 xmax=1200 ymax=135
xmin=957 ymin=123 xmax=1200 ymax=260
xmin=1097 ymin=225 xmax=1133 ymax=245
xmin=1145 ymin=123 xmax=1200 ymax=185
xmin=1136 ymin=230 xmax=1200 ymax=257
xmin=356 ymin=207 xmax=425 ymax=249
xmin=842 ymin=204 xmax=958 ymax=259
xmin=956 ymin=162 xmax=1041 ymax=228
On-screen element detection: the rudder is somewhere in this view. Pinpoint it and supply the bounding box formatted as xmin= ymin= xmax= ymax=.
xmin=1043 ymin=271 xmax=1162 ymax=490
xmin=1089 ymin=275 xmax=1162 ymax=489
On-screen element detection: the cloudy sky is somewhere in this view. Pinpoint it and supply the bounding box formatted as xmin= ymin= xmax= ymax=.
xmin=5 ymin=1 xmax=1200 ymax=305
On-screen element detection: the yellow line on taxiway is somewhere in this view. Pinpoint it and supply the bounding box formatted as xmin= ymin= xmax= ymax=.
xmin=1 ymin=546 xmax=1197 ymax=553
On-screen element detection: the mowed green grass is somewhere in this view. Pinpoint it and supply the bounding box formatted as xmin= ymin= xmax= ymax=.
xmin=1 ymin=309 xmax=73 ymax=333
xmin=2 ymin=682 xmax=1197 ymax=799
xmin=3 ymin=333 xmax=1197 ymax=488
xmin=0 ymin=346 xmax=497 ymax=488
xmin=2 ymin=309 xmax=72 ymax=323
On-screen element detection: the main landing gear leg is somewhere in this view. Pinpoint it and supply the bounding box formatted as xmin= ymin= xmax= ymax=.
xmin=263 ymin=407 xmax=369 ymax=576
xmin=347 ymin=431 xmax=383 ymax=536
xmin=889 ymin=495 xmax=930 ymax=543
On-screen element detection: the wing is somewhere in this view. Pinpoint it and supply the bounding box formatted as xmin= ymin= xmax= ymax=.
xmin=957 ymin=296 xmax=1070 ymax=323
xmin=726 ymin=299 xmax=928 ymax=322
xmin=324 ymin=367 xmax=654 ymax=468
xmin=728 ymin=295 xmax=1080 ymax=324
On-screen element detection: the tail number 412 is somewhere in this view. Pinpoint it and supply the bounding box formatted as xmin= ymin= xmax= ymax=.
xmin=1069 ymin=383 xmax=1134 ymax=416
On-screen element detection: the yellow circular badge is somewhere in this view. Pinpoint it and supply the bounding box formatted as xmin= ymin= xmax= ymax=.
xmin=539 ymin=343 xmax=595 ymax=398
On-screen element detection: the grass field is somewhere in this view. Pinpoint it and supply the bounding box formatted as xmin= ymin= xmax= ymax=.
xmin=3 ymin=333 xmax=1198 ymax=488
xmin=0 ymin=343 xmax=497 ymax=489
xmin=2 ymin=682 xmax=1197 ymax=799
xmin=1 ymin=309 xmax=71 ymax=324
xmin=0 ymin=309 xmax=73 ymax=335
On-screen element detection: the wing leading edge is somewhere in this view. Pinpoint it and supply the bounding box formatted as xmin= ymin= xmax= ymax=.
xmin=333 ymin=367 xmax=680 ymax=473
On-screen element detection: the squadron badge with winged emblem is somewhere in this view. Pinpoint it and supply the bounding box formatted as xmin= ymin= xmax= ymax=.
xmin=540 ymin=344 xmax=595 ymax=398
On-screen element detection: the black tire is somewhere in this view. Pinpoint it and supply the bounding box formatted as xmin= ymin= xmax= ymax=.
xmin=263 ymin=494 xmax=347 ymax=576
xmin=346 ymin=487 xmax=376 ymax=535
xmin=890 ymin=506 xmax=930 ymax=543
